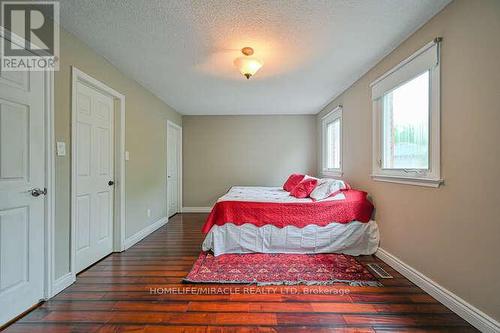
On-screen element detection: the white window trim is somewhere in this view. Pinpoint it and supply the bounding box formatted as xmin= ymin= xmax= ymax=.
xmin=321 ymin=105 xmax=343 ymax=177
xmin=371 ymin=38 xmax=443 ymax=188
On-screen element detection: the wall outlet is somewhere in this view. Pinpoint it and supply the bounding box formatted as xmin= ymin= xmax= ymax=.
xmin=147 ymin=209 xmax=151 ymax=218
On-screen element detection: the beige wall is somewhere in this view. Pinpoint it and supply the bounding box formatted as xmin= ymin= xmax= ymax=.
xmin=54 ymin=28 xmax=182 ymax=278
xmin=183 ymin=115 xmax=317 ymax=207
xmin=317 ymin=0 xmax=500 ymax=320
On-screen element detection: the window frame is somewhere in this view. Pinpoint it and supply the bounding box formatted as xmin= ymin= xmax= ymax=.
xmin=321 ymin=105 xmax=343 ymax=177
xmin=371 ymin=39 xmax=443 ymax=187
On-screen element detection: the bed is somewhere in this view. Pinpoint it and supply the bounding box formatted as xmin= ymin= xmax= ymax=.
xmin=201 ymin=186 xmax=379 ymax=256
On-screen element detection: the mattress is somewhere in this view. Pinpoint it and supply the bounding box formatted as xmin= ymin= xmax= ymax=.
xmin=202 ymin=186 xmax=374 ymax=233
xmin=202 ymin=220 xmax=380 ymax=256
xmin=209 ymin=186 xmax=346 ymax=203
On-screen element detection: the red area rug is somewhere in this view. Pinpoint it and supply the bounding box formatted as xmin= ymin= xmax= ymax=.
xmin=184 ymin=252 xmax=380 ymax=286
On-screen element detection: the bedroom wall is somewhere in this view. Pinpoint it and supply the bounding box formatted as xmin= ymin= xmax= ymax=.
xmin=316 ymin=0 xmax=500 ymax=321
xmin=54 ymin=28 xmax=182 ymax=279
xmin=183 ymin=115 xmax=317 ymax=207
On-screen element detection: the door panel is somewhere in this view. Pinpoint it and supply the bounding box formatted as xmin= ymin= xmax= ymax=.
xmin=0 ymin=207 xmax=29 ymax=292
xmin=97 ymin=191 xmax=111 ymax=241
xmin=74 ymin=82 xmax=114 ymax=273
xmin=97 ymin=127 xmax=110 ymax=174
xmin=0 ymin=69 xmax=29 ymax=91
xmin=0 ymin=63 xmax=45 ymax=326
xmin=77 ymin=122 xmax=91 ymax=176
xmin=0 ymin=100 xmax=29 ymax=180
xmin=76 ymin=195 xmax=91 ymax=251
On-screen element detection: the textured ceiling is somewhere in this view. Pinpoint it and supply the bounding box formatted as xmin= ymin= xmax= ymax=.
xmin=59 ymin=0 xmax=450 ymax=115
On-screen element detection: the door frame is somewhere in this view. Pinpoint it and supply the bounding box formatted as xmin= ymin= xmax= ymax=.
xmin=0 ymin=28 xmax=56 ymax=304
xmin=166 ymin=120 xmax=182 ymax=216
xmin=44 ymin=70 xmax=56 ymax=299
xmin=70 ymin=67 xmax=126 ymax=279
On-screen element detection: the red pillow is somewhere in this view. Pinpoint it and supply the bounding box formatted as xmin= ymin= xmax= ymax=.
xmin=283 ymin=173 xmax=305 ymax=192
xmin=290 ymin=177 xmax=318 ymax=198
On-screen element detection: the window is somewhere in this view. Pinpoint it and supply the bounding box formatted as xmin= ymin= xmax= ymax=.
xmin=382 ymin=71 xmax=429 ymax=169
xmin=371 ymin=39 xmax=442 ymax=187
xmin=322 ymin=106 xmax=342 ymax=176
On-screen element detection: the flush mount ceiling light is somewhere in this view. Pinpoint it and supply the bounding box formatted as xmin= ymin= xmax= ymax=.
xmin=234 ymin=47 xmax=263 ymax=79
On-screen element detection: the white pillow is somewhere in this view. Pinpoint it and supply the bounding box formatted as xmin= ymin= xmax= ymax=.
xmin=309 ymin=178 xmax=347 ymax=200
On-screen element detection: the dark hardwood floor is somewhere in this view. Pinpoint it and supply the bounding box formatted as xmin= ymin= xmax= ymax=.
xmin=4 ymin=213 xmax=476 ymax=332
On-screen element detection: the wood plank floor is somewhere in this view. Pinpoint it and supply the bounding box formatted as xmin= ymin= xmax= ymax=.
xmin=4 ymin=213 xmax=477 ymax=332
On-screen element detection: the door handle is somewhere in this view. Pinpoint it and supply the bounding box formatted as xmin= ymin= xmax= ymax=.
xmin=30 ymin=188 xmax=47 ymax=197
xmin=108 ymin=180 xmax=115 ymax=186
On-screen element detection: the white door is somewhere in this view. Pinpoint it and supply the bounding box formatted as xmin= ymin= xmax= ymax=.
xmin=167 ymin=123 xmax=181 ymax=217
xmin=74 ymin=82 xmax=114 ymax=273
xmin=0 ymin=68 xmax=45 ymax=325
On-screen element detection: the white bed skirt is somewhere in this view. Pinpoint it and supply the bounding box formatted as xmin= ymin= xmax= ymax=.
xmin=202 ymin=221 xmax=380 ymax=256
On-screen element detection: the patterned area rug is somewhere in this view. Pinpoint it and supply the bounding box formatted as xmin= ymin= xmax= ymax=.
xmin=184 ymin=252 xmax=380 ymax=286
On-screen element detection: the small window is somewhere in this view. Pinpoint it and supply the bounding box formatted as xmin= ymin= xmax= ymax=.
xmin=371 ymin=39 xmax=442 ymax=187
xmin=382 ymin=71 xmax=429 ymax=170
xmin=322 ymin=106 xmax=342 ymax=176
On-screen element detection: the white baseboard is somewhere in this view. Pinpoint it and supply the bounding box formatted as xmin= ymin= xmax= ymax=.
xmin=376 ymin=248 xmax=499 ymax=333
xmin=123 ymin=216 xmax=168 ymax=250
xmin=182 ymin=206 xmax=212 ymax=213
xmin=50 ymin=217 xmax=168 ymax=298
xmin=52 ymin=272 xmax=76 ymax=297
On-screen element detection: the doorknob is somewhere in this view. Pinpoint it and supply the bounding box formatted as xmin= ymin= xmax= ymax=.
xmin=30 ymin=188 xmax=47 ymax=197
xmin=108 ymin=180 xmax=115 ymax=186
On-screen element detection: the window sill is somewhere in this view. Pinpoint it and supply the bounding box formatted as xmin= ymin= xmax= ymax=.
xmin=322 ymin=170 xmax=343 ymax=178
xmin=371 ymin=174 xmax=443 ymax=188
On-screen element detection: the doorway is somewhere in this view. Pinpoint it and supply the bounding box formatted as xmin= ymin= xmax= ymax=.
xmin=71 ymin=67 xmax=126 ymax=274
xmin=167 ymin=121 xmax=182 ymax=217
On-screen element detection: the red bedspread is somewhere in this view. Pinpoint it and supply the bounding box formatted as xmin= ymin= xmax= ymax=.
xmin=202 ymin=189 xmax=374 ymax=234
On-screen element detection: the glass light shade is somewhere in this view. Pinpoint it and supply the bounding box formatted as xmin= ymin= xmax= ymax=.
xmin=234 ymin=56 xmax=263 ymax=79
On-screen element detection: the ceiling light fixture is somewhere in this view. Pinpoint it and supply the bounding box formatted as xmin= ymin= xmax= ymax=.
xmin=234 ymin=47 xmax=263 ymax=79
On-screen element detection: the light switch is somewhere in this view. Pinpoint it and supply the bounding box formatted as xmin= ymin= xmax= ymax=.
xmin=56 ymin=142 xmax=66 ymax=156
xmin=125 ymin=151 xmax=130 ymax=161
